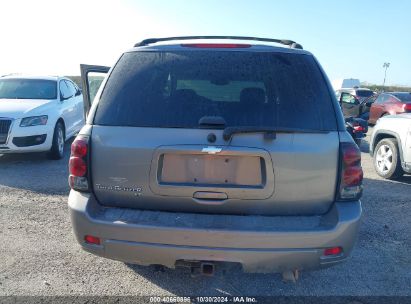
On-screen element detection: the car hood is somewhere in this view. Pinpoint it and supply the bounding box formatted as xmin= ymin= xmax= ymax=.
xmin=0 ymin=99 xmax=55 ymax=119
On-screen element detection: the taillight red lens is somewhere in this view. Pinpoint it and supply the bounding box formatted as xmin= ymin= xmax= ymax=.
xmin=403 ymin=103 xmax=411 ymax=112
xmin=323 ymin=246 xmax=343 ymax=256
xmin=342 ymin=143 xmax=361 ymax=166
xmin=353 ymin=125 xmax=365 ymax=132
xmin=343 ymin=166 xmax=363 ymax=186
xmin=84 ymin=235 xmax=100 ymax=245
xmin=69 ymin=157 xmax=87 ymax=177
xmin=339 ymin=142 xmax=363 ymax=200
xmin=69 ymin=136 xmax=89 ymax=191
xmin=71 ymin=138 xmax=88 ymax=157
xmin=181 ymin=43 xmax=251 ymax=48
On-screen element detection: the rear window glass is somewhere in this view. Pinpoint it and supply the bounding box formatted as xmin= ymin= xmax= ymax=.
xmin=392 ymin=93 xmax=411 ymax=102
xmin=94 ymin=51 xmax=337 ymax=130
xmin=176 ymin=80 xmax=266 ymax=102
xmin=355 ymin=90 xmax=374 ymax=98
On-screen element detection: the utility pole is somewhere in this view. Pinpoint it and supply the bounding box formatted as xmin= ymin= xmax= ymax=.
xmin=382 ymin=62 xmax=390 ymax=89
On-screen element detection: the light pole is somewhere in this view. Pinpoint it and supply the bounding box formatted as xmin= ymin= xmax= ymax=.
xmin=382 ymin=62 xmax=390 ymax=88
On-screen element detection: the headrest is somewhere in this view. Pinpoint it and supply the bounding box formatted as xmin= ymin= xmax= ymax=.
xmin=240 ymin=87 xmax=265 ymax=105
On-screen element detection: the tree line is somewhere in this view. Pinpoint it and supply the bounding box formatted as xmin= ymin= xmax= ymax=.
xmin=361 ymin=84 xmax=411 ymax=93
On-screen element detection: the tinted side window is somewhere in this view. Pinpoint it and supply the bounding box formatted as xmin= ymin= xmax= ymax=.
xmin=355 ymin=90 xmax=374 ymax=98
xmin=341 ymin=93 xmax=357 ymax=104
xmin=392 ymin=93 xmax=411 ymax=102
xmin=381 ymin=95 xmax=389 ymax=103
xmin=59 ymin=81 xmax=70 ymax=99
xmin=374 ymin=95 xmax=384 ymax=103
xmin=65 ymin=80 xmax=77 ymax=97
xmin=95 ymin=51 xmax=337 ymax=131
xmin=385 ymin=95 xmax=394 ymax=103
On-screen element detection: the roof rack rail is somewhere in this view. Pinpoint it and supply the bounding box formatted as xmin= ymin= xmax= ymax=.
xmin=134 ymin=36 xmax=303 ymax=49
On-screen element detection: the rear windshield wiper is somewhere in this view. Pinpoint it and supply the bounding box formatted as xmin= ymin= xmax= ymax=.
xmin=223 ymin=126 xmax=329 ymax=141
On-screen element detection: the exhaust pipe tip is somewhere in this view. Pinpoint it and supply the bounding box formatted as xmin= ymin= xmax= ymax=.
xmin=201 ymin=263 xmax=215 ymax=276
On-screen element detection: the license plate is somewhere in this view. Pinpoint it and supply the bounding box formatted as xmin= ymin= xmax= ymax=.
xmin=160 ymin=153 xmax=263 ymax=186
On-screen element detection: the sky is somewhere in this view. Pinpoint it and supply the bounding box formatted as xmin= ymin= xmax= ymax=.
xmin=0 ymin=0 xmax=410 ymax=86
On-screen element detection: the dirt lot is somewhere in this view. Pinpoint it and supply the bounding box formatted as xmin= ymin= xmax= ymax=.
xmin=0 ymin=131 xmax=410 ymax=296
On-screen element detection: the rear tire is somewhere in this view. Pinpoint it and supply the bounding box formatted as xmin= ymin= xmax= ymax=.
xmin=373 ymin=138 xmax=403 ymax=179
xmin=48 ymin=121 xmax=65 ymax=160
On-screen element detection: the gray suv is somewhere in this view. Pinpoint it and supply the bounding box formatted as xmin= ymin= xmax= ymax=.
xmin=68 ymin=36 xmax=363 ymax=279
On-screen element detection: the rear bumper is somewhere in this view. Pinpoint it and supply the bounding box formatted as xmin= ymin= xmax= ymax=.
xmin=68 ymin=191 xmax=362 ymax=273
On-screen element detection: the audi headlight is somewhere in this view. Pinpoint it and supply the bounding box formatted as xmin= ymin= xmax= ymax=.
xmin=20 ymin=115 xmax=48 ymax=127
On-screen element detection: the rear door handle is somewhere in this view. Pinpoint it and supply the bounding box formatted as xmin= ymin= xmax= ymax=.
xmin=193 ymin=191 xmax=228 ymax=205
xmin=193 ymin=191 xmax=228 ymax=200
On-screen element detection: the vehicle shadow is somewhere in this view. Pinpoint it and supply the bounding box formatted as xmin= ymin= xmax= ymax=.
xmin=359 ymin=139 xmax=370 ymax=153
xmin=0 ymin=139 xmax=73 ymax=195
xmin=125 ymin=262 xmax=287 ymax=296
xmin=124 ymin=175 xmax=410 ymax=296
xmin=391 ymin=175 xmax=411 ymax=185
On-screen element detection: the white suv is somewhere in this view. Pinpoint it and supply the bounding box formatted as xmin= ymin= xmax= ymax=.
xmin=370 ymin=113 xmax=411 ymax=179
xmin=0 ymin=75 xmax=84 ymax=159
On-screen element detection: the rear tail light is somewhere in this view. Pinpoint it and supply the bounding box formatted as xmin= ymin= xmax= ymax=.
xmin=71 ymin=139 xmax=87 ymax=157
xmin=403 ymin=103 xmax=411 ymax=112
xmin=84 ymin=235 xmax=100 ymax=245
xmin=69 ymin=136 xmax=89 ymax=191
xmin=353 ymin=125 xmax=366 ymax=133
xmin=181 ymin=43 xmax=251 ymax=48
xmin=69 ymin=157 xmax=86 ymax=176
xmin=323 ymin=246 xmax=343 ymax=256
xmin=338 ymin=142 xmax=363 ymax=200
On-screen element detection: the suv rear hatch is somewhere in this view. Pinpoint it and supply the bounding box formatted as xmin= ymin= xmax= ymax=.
xmin=89 ymin=48 xmax=340 ymax=215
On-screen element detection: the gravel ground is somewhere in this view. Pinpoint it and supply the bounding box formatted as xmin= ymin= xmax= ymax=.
xmin=0 ymin=132 xmax=410 ymax=296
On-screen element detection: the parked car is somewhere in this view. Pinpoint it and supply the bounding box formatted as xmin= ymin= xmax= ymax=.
xmin=0 ymin=75 xmax=84 ymax=159
xmin=68 ymin=36 xmax=362 ymax=280
xmin=345 ymin=117 xmax=368 ymax=146
xmin=368 ymin=92 xmax=411 ymax=125
xmin=369 ymin=113 xmax=411 ymax=179
xmin=336 ymin=88 xmax=376 ymax=119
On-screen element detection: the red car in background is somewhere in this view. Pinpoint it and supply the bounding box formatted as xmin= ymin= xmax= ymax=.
xmin=369 ymin=92 xmax=411 ymax=124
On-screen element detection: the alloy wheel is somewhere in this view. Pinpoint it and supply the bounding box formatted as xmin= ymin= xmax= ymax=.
xmin=375 ymin=144 xmax=393 ymax=174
